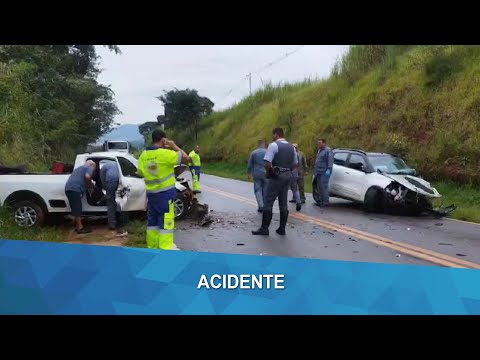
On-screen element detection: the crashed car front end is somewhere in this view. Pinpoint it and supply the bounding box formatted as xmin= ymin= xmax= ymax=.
xmin=381 ymin=174 xmax=456 ymax=216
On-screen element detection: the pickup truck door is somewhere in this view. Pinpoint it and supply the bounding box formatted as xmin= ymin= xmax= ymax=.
xmin=116 ymin=156 xmax=146 ymax=212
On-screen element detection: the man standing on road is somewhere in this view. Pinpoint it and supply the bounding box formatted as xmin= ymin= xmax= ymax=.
xmin=289 ymin=144 xmax=307 ymax=204
xmin=314 ymin=138 xmax=334 ymax=207
xmin=247 ymin=140 xmax=268 ymax=212
xmin=252 ymin=128 xmax=298 ymax=236
xmin=189 ymin=145 xmax=202 ymax=194
xmin=100 ymin=161 xmax=128 ymax=237
xmin=137 ymin=129 xmax=190 ymax=250
xmin=64 ymin=160 xmax=96 ymax=234
xmin=288 ymin=143 xmax=302 ymax=211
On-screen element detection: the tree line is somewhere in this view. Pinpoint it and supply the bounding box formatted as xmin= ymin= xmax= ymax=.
xmin=0 ymin=45 xmax=120 ymax=169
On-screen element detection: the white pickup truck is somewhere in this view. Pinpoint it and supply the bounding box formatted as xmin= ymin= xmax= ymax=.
xmin=0 ymin=152 xmax=147 ymax=227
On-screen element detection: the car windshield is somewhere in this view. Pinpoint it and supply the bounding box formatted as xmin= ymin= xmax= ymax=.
xmin=109 ymin=142 xmax=128 ymax=150
xmin=368 ymin=155 xmax=414 ymax=175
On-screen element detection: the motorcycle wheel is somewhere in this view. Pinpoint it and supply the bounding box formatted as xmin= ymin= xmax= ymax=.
xmin=174 ymin=193 xmax=190 ymax=219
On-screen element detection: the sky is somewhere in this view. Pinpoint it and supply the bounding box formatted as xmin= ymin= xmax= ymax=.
xmin=95 ymin=45 xmax=349 ymax=125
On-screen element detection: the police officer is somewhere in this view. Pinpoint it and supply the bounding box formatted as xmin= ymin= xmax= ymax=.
xmin=289 ymin=144 xmax=307 ymax=204
xmin=189 ymin=145 xmax=202 ymax=194
xmin=252 ymin=128 xmax=298 ymax=236
xmin=137 ymin=129 xmax=190 ymax=250
xmin=247 ymin=139 xmax=268 ymax=212
xmin=288 ymin=143 xmax=302 ymax=211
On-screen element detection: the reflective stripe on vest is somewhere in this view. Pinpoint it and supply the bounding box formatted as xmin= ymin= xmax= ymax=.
xmin=138 ymin=148 xmax=178 ymax=192
xmin=144 ymin=173 xmax=175 ymax=185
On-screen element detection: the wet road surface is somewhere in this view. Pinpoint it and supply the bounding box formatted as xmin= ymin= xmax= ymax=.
xmin=175 ymin=174 xmax=480 ymax=268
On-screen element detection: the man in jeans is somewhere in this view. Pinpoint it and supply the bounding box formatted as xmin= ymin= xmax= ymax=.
xmin=65 ymin=160 xmax=96 ymax=234
xmin=100 ymin=161 xmax=128 ymax=237
xmin=247 ymin=140 xmax=268 ymax=212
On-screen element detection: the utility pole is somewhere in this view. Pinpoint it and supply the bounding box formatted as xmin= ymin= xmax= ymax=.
xmin=246 ymin=72 xmax=252 ymax=96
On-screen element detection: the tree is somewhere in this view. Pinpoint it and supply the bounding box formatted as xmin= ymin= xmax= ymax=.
xmin=0 ymin=45 xmax=121 ymax=167
xmin=156 ymin=88 xmax=214 ymax=142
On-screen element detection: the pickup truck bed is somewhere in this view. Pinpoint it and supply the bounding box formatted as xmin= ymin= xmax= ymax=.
xmin=0 ymin=151 xmax=147 ymax=227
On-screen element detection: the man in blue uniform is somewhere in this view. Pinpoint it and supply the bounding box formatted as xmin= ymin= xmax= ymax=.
xmin=252 ymin=128 xmax=298 ymax=236
xmin=247 ymin=140 xmax=268 ymax=212
xmin=314 ymin=138 xmax=334 ymax=207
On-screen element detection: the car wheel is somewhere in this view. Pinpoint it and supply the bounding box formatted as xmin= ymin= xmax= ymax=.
xmin=363 ymin=188 xmax=385 ymax=213
xmin=312 ymin=177 xmax=322 ymax=204
xmin=174 ymin=193 xmax=189 ymax=220
xmin=12 ymin=200 xmax=46 ymax=227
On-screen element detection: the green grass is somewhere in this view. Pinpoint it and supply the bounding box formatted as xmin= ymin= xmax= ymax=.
xmin=203 ymin=162 xmax=480 ymax=223
xmin=434 ymin=182 xmax=480 ymax=223
xmin=124 ymin=218 xmax=148 ymax=248
xmin=0 ymin=207 xmax=65 ymax=242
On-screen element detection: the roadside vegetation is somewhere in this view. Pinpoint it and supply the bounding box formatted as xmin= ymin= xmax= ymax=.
xmin=195 ymin=46 xmax=480 ymax=185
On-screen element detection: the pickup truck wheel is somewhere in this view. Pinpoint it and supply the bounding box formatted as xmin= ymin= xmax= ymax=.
xmin=174 ymin=194 xmax=189 ymax=220
xmin=363 ymin=188 xmax=385 ymax=213
xmin=13 ymin=200 xmax=46 ymax=227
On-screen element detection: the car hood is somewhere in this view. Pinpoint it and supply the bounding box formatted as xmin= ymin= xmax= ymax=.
xmin=383 ymin=174 xmax=441 ymax=198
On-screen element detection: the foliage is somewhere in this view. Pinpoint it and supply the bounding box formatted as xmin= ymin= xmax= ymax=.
xmin=0 ymin=45 xmax=121 ymax=169
xmin=197 ymin=45 xmax=480 ymax=184
xmin=157 ymin=88 xmax=214 ymax=142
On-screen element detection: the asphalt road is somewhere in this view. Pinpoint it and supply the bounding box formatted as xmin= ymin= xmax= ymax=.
xmin=175 ymin=174 xmax=480 ymax=268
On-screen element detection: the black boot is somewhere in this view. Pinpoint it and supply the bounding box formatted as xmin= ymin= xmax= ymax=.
xmin=276 ymin=211 xmax=289 ymax=235
xmin=252 ymin=210 xmax=272 ymax=235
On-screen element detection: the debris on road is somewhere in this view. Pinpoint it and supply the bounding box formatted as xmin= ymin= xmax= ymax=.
xmin=438 ymin=243 xmax=452 ymax=246
xmin=435 ymin=223 xmax=444 ymax=226
xmin=200 ymin=215 xmax=214 ymax=227
xmin=395 ymin=254 xmax=401 ymax=258
xmin=237 ymin=243 xmax=245 ymax=246
xmin=456 ymin=253 xmax=467 ymax=257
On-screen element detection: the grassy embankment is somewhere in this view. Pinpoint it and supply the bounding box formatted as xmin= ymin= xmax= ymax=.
xmin=195 ymin=46 xmax=480 ymax=223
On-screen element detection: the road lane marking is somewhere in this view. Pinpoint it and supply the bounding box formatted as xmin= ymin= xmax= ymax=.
xmin=202 ymin=185 xmax=480 ymax=269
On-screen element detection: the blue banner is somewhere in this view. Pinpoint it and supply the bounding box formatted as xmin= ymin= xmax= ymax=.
xmin=1 ymin=239 xmax=479 ymax=315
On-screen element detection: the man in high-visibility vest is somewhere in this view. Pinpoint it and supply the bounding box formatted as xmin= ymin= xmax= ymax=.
xmin=137 ymin=129 xmax=190 ymax=250
xmin=189 ymin=145 xmax=202 ymax=194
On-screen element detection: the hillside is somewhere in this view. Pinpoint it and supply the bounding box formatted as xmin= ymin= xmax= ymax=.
xmin=195 ymin=45 xmax=480 ymax=184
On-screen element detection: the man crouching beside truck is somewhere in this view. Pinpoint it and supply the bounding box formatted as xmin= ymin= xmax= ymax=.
xmin=137 ymin=129 xmax=190 ymax=250
xmin=64 ymin=160 xmax=96 ymax=234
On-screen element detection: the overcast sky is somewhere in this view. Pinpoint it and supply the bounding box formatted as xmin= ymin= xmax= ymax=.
xmin=95 ymin=45 xmax=349 ymax=125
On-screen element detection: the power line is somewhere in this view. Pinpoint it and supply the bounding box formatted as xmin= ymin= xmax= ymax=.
xmin=252 ymin=45 xmax=306 ymax=75
xmin=217 ymin=45 xmax=307 ymax=105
